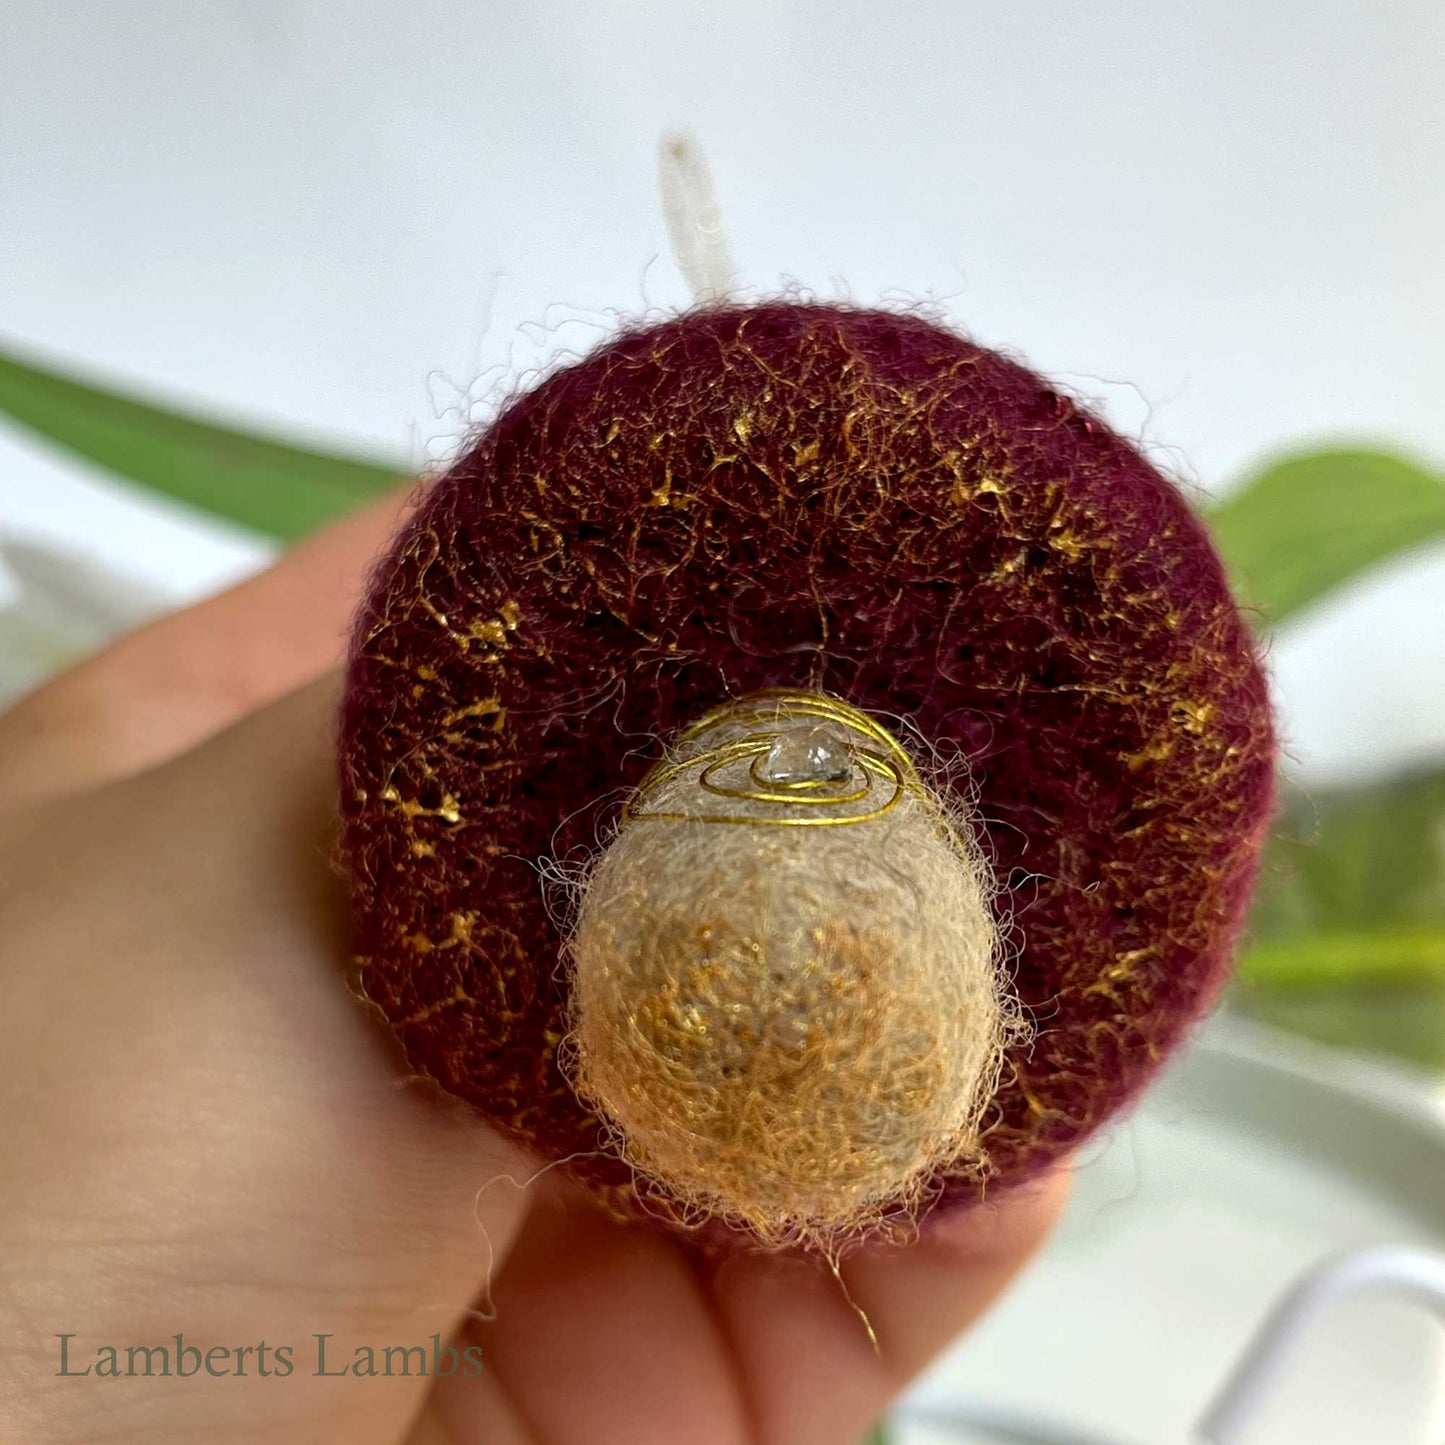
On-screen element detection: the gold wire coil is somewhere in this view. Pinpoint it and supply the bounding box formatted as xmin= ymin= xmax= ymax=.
xmin=624 ymin=689 xmax=928 ymax=829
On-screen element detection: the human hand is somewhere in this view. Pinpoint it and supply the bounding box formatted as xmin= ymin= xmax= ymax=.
xmin=0 ymin=496 xmax=1068 ymax=1445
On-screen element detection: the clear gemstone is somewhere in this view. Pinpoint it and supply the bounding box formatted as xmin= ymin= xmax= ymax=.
xmin=758 ymin=724 xmax=852 ymax=785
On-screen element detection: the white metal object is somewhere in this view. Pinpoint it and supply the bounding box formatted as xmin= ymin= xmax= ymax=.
xmin=1198 ymin=1245 xmax=1445 ymax=1443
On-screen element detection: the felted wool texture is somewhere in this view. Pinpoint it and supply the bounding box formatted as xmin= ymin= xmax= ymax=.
xmin=337 ymin=301 xmax=1277 ymax=1250
xmin=562 ymin=692 xmax=1014 ymax=1249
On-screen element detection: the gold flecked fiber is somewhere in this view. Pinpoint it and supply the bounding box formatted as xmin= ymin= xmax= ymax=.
xmin=561 ymin=691 xmax=1021 ymax=1249
xmin=339 ymin=303 xmax=1276 ymax=1249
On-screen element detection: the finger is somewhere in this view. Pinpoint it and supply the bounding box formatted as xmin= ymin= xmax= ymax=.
xmin=463 ymin=1171 xmax=1068 ymax=1445
xmin=408 ymin=1358 xmax=539 ymax=1445
xmin=707 ymin=1172 xmax=1071 ymax=1445
xmin=0 ymin=486 xmax=416 ymax=806
xmin=465 ymin=1179 xmax=752 ymax=1445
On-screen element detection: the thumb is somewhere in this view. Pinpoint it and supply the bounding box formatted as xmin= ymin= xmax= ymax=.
xmin=0 ymin=675 xmax=533 ymax=1445
xmin=0 ymin=486 xmax=416 ymax=808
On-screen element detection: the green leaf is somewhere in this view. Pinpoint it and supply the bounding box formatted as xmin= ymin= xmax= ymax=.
xmin=1233 ymin=766 xmax=1445 ymax=1066
xmin=856 ymin=1424 xmax=892 ymax=1445
xmin=1205 ymin=448 xmax=1445 ymax=627
xmin=1236 ymin=987 xmax=1445 ymax=1072
xmin=0 ymin=341 xmax=407 ymax=542
xmin=1245 ymin=768 xmax=1445 ymax=941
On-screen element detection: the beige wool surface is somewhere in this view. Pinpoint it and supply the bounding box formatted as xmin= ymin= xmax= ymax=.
xmin=562 ymin=692 xmax=1021 ymax=1250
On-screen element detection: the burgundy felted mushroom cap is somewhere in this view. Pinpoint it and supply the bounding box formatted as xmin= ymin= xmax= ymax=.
xmin=337 ymin=302 xmax=1276 ymax=1251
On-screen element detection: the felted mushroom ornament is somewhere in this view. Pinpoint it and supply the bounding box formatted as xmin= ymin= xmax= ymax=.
xmin=337 ymin=300 xmax=1276 ymax=1256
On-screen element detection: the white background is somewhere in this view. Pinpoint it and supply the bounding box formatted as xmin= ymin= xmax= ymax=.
xmin=1 ymin=0 xmax=1442 ymax=782
xmin=4 ymin=11 xmax=1445 ymax=1440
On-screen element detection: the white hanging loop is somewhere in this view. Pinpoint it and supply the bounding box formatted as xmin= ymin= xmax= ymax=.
xmin=657 ymin=130 xmax=736 ymax=303
xmin=1196 ymin=1243 xmax=1445 ymax=1443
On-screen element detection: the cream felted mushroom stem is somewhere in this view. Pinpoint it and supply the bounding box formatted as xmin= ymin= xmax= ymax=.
xmin=563 ymin=691 xmax=1016 ymax=1250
